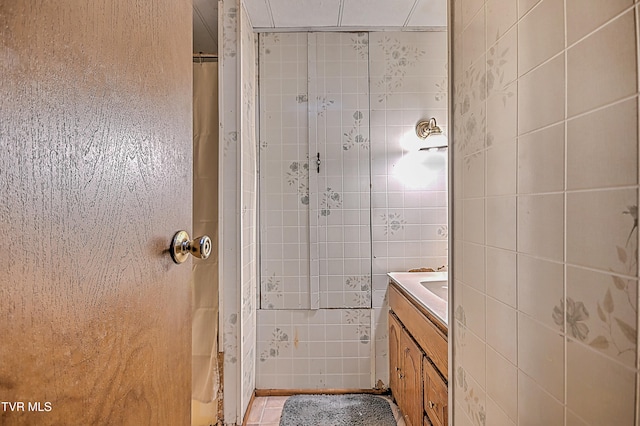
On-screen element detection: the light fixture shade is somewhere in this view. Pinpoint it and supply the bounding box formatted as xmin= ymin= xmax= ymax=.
xmin=416 ymin=117 xmax=447 ymax=150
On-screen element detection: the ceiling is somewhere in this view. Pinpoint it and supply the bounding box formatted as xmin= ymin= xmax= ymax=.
xmin=192 ymin=0 xmax=447 ymax=55
xmin=243 ymin=0 xmax=446 ymax=30
xmin=193 ymin=0 xmax=218 ymax=55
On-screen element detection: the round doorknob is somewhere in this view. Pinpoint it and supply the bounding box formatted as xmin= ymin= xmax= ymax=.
xmin=170 ymin=230 xmax=212 ymax=264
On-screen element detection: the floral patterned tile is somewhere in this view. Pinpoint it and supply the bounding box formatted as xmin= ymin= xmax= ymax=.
xmin=567 ymin=191 xmax=637 ymax=276
xmin=565 ymin=265 xmax=637 ymax=367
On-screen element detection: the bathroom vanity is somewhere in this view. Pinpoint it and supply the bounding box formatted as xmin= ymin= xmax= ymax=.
xmin=387 ymin=272 xmax=448 ymax=426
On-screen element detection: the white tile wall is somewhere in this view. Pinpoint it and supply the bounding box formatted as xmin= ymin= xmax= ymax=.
xmin=257 ymin=30 xmax=448 ymax=390
xmin=256 ymin=309 xmax=371 ymax=389
xmin=310 ymin=32 xmax=371 ymax=310
xmin=220 ymin=0 xmax=241 ymax=422
xmin=452 ymin=1 xmax=640 ymax=425
xmin=259 ymin=32 xmax=311 ymax=310
xmin=220 ymin=0 xmax=260 ymax=422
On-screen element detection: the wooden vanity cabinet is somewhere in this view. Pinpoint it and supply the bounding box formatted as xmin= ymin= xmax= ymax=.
xmin=388 ymin=313 xmax=402 ymax=403
xmin=389 ymin=312 xmax=424 ymax=426
xmin=424 ymin=357 xmax=448 ymax=426
xmin=389 ymin=282 xmax=448 ymax=426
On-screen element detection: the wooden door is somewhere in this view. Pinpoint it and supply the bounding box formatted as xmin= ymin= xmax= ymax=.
xmin=401 ymin=331 xmax=424 ymax=426
xmin=0 ymin=1 xmax=193 ymax=425
xmin=388 ymin=312 xmax=403 ymax=403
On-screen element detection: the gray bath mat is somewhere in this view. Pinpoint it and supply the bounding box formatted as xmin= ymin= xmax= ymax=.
xmin=279 ymin=394 xmax=397 ymax=426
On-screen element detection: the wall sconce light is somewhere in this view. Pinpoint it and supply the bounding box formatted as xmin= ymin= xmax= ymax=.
xmin=416 ymin=117 xmax=447 ymax=151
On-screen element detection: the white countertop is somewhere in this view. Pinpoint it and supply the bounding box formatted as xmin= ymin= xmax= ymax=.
xmin=387 ymin=271 xmax=449 ymax=328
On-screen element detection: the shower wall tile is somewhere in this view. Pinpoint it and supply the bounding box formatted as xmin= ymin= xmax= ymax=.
xmin=517 ymin=254 xmax=564 ymax=329
xmin=452 ymin=0 xmax=640 ymax=425
xmin=567 ymin=99 xmax=638 ymax=190
xmin=461 ymin=283 xmax=486 ymax=340
xmin=485 ymin=397 xmax=516 ymax=426
xmin=461 ymin=325 xmax=487 ymax=388
xmin=463 ymin=150 xmax=485 ymax=198
xmin=486 ymin=0 xmax=517 ymax=44
xmin=486 ymin=196 xmax=516 ymax=250
xmin=485 ymin=247 xmax=516 ymax=307
xmin=566 ymin=266 xmax=638 ymax=367
xmin=462 ymin=242 xmax=485 ymax=291
xmin=462 ymin=6 xmax=486 ymax=71
xmin=566 ymin=189 xmax=638 ymax=276
xmin=454 ymin=358 xmax=487 ymax=425
xmin=517 ymin=54 xmax=565 ymax=135
xmin=517 ymin=123 xmax=565 ymax=194
xmin=567 ymin=341 xmax=636 ymax=425
xmin=486 ymin=298 xmax=517 ymax=364
xmin=486 ymin=346 xmax=518 ymax=422
xmin=517 ymin=0 xmax=564 ymax=76
xmin=517 ymin=371 xmax=564 ymax=426
xmin=566 ymin=411 xmax=590 ymax=426
xmin=566 ymin=0 xmax=633 ymax=45
xmin=517 ymin=314 xmax=565 ymax=401
xmin=518 ymin=0 xmax=542 ymax=18
xmin=461 ymin=0 xmax=484 ymax=28
xmin=463 ymin=198 xmax=485 ymax=244
xmin=486 ymin=142 xmax=516 ymax=196
xmin=487 ymin=89 xmax=517 ymax=158
xmin=567 ymin=11 xmax=637 ymax=117
xmin=517 ymin=194 xmax=564 ymax=261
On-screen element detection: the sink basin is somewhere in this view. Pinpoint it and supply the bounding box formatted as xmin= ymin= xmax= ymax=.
xmin=420 ymin=280 xmax=448 ymax=301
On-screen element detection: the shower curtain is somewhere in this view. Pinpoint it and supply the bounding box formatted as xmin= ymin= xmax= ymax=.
xmin=192 ymin=61 xmax=220 ymax=425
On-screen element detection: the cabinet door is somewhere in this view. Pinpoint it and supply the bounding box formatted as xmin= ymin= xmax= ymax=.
xmin=388 ymin=312 xmax=403 ymax=403
xmin=424 ymin=357 xmax=448 ymax=426
xmin=401 ymin=330 xmax=424 ymax=426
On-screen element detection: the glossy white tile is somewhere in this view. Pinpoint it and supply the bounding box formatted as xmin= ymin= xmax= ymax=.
xmin=567 ymin=341 xmax=636 ymax=425
xmin=486 ymin=247 xmax=517 ymax=308
xmin=518 ymin=0 xmax=564 ymax=76
xmin=518 ymin=54 xmax=565 ymax=135
xmin=517 ymin=193 xmax=564 ymax=261
xmin=567 ymin=11 xmax=637 ymax=117
xmin=486 ymin=346 xmax=518 ymax=422
xmin=566 ymin=189 xmax=638 ymax=276
xmin=487 ymin=297 xmax=517 ymax=364
xmin=517 ymin=254 xmax=564 ymax=329
xmin=517 ymin=123 xmax=565 ymax=194
xmin=566 ymin=0 xmax=634 ymax=45
xmin=518 ymin=314 xmax=565 ymax=401
xmin=517 ymin=371 xmax=564 ymax=426
xmin=486 ymin=196 xmax=516 ymax=250
xmin=567 ymin=98 xmax=638 ymax=190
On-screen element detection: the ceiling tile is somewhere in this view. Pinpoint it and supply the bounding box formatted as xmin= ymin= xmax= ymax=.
xmin=244 ymin=0 xmax=274 ymax=28
xmin=268 ymin=0 xmax=342 ymax=27
xmin=407 ymin=0 xmax=447 ymax=27
xmin=341 ymin=0 xmax=415 ymax=27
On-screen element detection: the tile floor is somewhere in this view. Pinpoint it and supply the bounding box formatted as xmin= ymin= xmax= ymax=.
xmin=244 ymin=394 xmax=406 ymax=426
